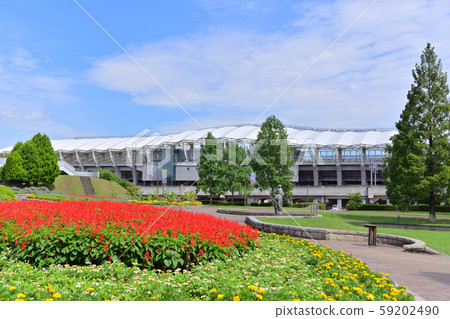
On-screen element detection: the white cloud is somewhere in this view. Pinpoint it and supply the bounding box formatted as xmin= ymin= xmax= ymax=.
xmin=0 ymin=50 xmax=78 ymax=146
xmin=88 ymin=0 xmax=450 ymax=129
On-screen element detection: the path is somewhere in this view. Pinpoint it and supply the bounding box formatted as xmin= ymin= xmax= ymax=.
xmin=194 ymin=206 xmax=450 ymax=301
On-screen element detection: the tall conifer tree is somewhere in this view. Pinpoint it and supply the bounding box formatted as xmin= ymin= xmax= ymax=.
xmin=383 ymin=43 xmax=450 ymax=221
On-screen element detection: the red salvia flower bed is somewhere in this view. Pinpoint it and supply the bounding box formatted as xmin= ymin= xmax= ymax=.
xmin=0 ymin=201 xmax=258 ymax=270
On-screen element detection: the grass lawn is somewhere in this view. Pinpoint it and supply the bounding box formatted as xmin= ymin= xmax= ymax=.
xmin=52 ymin=175 xmax=84 ymax=195
xmin=350 ymin=210 xmax=450 ymax=217
xmin=91 ymin=177 xmax=132 ymax=200
xmin=257 ymin=213 xmax=450 ymax=256
xmin=210 ymin=205 xmax=309 ymax=211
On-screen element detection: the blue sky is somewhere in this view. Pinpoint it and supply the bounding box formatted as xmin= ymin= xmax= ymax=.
xmin=1 ymin=0 xmax=450 ymax=148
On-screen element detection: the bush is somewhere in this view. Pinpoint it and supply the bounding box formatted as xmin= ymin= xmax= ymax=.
xmin=346 ymin=192 xmax=363 ymax=210
xmin=182 ymin=190 xmax=196 ymax=202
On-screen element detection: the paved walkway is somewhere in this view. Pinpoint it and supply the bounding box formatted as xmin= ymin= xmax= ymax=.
xmin=192 ymin=206 xmax=450 ymax=301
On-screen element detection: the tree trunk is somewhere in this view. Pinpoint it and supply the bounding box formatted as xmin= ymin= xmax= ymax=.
xmin=210 ymin=195 xmax=212 ymax=205
xmin=231 ymin=192 xmax=234 ymax=205
xmin=429 ymin=194 xmax=437 ymax=222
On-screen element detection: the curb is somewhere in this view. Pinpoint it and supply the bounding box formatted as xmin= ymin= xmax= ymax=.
xmin=245 ymin=216 xmax=441 ymax=255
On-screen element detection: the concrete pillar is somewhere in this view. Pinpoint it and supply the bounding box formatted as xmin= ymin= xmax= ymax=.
xmin=337 ymin=198 xmax=342 ymax=210
xmin=336 ymin=148 xmax=342 ymax=186
xmin=313 ymin=147 xmax=319 ymax=186
xmin=132 ymin=166 xmax=138 ymax=185
xmin=313 ymin=164 xmax=319 ymax=186
xmin=114 ymin=166 xmax=121 ymax=179
xmin=360 ymin=147 xmax=367 ymax=186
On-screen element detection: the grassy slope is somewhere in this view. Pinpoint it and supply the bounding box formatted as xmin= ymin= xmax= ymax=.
xmin=91 ymin=177 xmax=132 ymax=200
xmin=52 ymin=175 xmax=84 ymax=195
xmin=258 ymin=213 xmax=450 ymax=255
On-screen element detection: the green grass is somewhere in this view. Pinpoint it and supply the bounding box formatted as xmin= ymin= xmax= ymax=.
xmin=350 ymin=210 xmax=450 ymax=217
xmin=257 ymin=213 xmax=450 ymax=255
xmin=52 ymin=175 xmax=84 ymax=195
xmin=91 ymin=177 xmax=132 ymax=200
xmin=208 ymin=205 xmax=309 ymax=211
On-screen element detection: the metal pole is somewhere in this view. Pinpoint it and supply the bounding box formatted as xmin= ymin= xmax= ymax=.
xmin=244 ymin=178 xmax=247 ymax=208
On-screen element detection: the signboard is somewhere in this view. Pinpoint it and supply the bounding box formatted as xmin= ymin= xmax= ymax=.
xmin=162 ymin=169 xmax=167 ymax=186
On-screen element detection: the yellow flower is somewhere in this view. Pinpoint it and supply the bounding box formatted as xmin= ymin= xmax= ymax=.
xmin=48 ymin=288 xmax=55 ymax=293
xmin=248 ymin=285 xmax=258 ymax=290
xmin=233 ymin=296 xmax=240 ymax=301
xmin=9 ymin=286 xmax=17 ymax=291
xmin=209 ymin=288 xmax=217 ymax=293
xmin=367 ymin=294 xmax=375 ymax=301
xmin=293 ymin=299 xmax=300 ymax=301
xmin=16 ymin=293 xmax=26 ymax=299
xmin=392 ymin=297 xmax=397 ymax=301
xmin=87 ymin=287 xmax=94 ymax=292
xmin=46 ymin=299 xmax=54 ymax=301
xmin=151 ymin=296 xmax=156 ymax=300
xmin=256 ymin=294 xmax=263 ymax=300
xmin=15 ymin=299 xmax=25 ymax=301
xmin=342 ymin=286 xmax=349 ymax=290
xmin=218 ymin=294 xmax=224 ymax=299
xmin=258 ymin=289 xmax=266 ymax=294
xmin=53 ymin=293 xmax=62 ymax=299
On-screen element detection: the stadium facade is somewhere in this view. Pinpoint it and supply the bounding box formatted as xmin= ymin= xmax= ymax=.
xmin=0 ymin=124 xmax=395 ymax=207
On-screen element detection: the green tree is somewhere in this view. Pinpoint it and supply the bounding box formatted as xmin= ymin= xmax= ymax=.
xmin=383 ymin=43 xmax=450 ymax=221
xmin=223 ymin=142 xmax=253 ymax=205
xmin=346 ymin=192 xmax=363 ymax=210
xmin=20 ymin=140 xmax=39 ymax=186
xmin=196 ymin=132 xmax=227 ymax=204
xmin=2 ymin=150 xmax=27 ymax=185
xmin=251 ymin=115 xmax=295 ymax=198
xmin=32 ymin=133 xmax=60 ymax=184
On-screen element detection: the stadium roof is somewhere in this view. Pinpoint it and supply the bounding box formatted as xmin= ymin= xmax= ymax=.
xmin=0 ymin=125 xmax=397 ymax=153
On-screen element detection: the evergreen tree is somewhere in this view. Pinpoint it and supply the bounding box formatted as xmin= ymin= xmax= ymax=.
xmin=383 ymin=43 xmax=450 ymax=221
xmin=251 ymin=115 xmax=295 ymax=198
xmin=2 ymin=149 xmax=27 ymax=185
xmin=223 ymin=142 xmax=253 ymax=205
xmin=196 ymin=132 xmax=227 ymax=204
xmin=20 ymin=140 xmax=39 ymax=186
xmin=32 ymin=133 xmax=60 ymax=184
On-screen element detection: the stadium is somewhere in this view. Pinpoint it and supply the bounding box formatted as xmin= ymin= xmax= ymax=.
xmin=0 ymin=124 xmax=395 ymax=208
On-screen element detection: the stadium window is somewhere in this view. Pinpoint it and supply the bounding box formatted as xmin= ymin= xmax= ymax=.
xmin=342 ymin=149 xmax=361 ymax=160
xmin=366 ymin=149 xmax=385 ymax=159
xmin=319 ymin=149 xmax=336 ymax=160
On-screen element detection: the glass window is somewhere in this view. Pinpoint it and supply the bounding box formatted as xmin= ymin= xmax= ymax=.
xmin=342 ymin=149 xmax=361 ymax=160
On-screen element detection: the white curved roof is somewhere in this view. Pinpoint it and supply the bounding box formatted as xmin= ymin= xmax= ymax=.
xmin=0 ymin=125 xmax=397 ymax=153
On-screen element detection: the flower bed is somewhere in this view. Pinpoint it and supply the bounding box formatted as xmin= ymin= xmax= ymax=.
xmin=0 ymin=201 xmax=257 ymax=270
xmin=0 ymin=233 xmax=413 ymax=301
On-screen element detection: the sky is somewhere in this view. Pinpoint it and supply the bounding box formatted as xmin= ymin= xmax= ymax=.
xmin=1 ymin=0 xmax=450 ymax=148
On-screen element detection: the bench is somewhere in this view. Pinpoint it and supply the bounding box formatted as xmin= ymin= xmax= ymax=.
xmin=364 ymin=224 xmax=377 ymax=246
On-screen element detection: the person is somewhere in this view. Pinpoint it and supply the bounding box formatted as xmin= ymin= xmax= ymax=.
xmin=273 ymin=184 xmax=284 ymax=214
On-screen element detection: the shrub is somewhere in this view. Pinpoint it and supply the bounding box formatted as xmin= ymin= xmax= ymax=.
xmin=346 ymin=192 xmax=363 ymax=210
xmin=164 ymin=190 xmax=179 ymax=203
xmin=182 ymin=190 xmax=196 ymax=202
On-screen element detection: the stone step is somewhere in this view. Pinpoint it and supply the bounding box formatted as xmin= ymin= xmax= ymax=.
xmin=79 ymin=176 xmax=96 ymax=196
